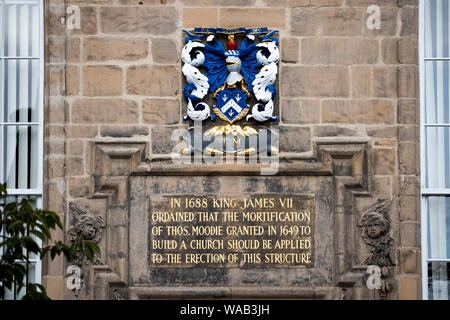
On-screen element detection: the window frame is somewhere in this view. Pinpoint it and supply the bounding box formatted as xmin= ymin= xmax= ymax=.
xmin=419 ymin=0 xmax=450 ymax=300
xmin=0 ymin=0 xmax=44 ymax=299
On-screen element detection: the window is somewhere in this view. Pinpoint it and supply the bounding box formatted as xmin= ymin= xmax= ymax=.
xmin=0 ymin=0 xmax=44 ymax=299
xmin=420 ymin=0 xmax=450 ymax=300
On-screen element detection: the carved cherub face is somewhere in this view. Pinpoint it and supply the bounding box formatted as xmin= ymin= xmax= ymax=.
xmin=81 ymin=222 xmax=97 ymax=240
xmin=361 ymin=211 xmax=389 ymax=240
xmin=75 ymin=216 xmax=104 ymax=242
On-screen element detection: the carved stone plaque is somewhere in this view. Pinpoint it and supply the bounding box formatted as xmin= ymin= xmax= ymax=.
xmin=148 ymin=194 xmax=315 ymax=268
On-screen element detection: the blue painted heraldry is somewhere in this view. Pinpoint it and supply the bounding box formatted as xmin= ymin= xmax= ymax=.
xmin=181 ymin=28 xmax=280 ymax=124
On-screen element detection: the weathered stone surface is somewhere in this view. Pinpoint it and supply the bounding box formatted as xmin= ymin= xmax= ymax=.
xmin=399 ymin=66 xmax=419 ymax=98
xmin=367 ymin=126 xmax=397 ymax=138
xmin=101 ymin=7 xmax=178 ymax=35
xmin=182 ymin=0 xmax=255 ymax=5
xmin=66 ymin=37 xmax=81 ymax=63
xmin=302 ymin=38 xmax=378 ymax=65
xmin=322 ymin=100 xmax=394 ymax=124
xmin=399 ymin=142 xmax=418 ymax=175
xmin=346 ymin=0 xmax=398 ymax=6
xmin=71 ymin=99 xmax=139 ymax=123
xmin=67 ymin=6 xmax=97 ymax=35
xmin=83 ymin=66 xmax=123 ymax=96
xmin=151 ymin=126 xmax=184 ymax=154
xmin=281 ymin=38 xmax=299 ymax=64
xmin=279 ymin=126 xmax=311 ymax=153
xmin=68 ymin=177 xmax=90 ymax=198
xmin=48 ymin=96 xmax=66 ymax=124
xmin=264 ymin=0 xmax=343 ymax=6
xmin=351 ymin=67 xmax=372 ymax=98
xmin=183 ymin=8 xmax=218 ymax=28
xmin=66 ymin=65 xmax=80 ymax=96
xmin=50 ymin=66 xmax=65 ymax=96
xmin=291 ymin=8 xmax=363 ymax=36
xmin=281 ymin=66 xmax=349 ymax=97
xmin=399 ymin=248 xmax=420 ymax=274
xmin=398 ymin=38 xmax=418 ymax=64
xmin=399 ymin=99 xmax=419 ymax=124
xmin=84 ymin=38 xmax=149 ymax=62
xmin=220 ymin=8 xmax=286 ymax=29
xmin=401 ymin=6 xmax=418 ymax=36
xmin=362 ymin=7 xmax=399 ymax=37
xmin=372 ymin=67 xmax=398 ymax=98
xmin=66 ymin=157 xmax=84 ymax=176
xmin=67 ymin=140 xmax=84 ymax=155
xmin=143 ymin=99 xmax=180 ymax=124
xmin=382 ymin=39 xmax=399 ymax=64
xmin=48 ymin=158 xmax=64 ymax=179
xmin=151 ymin=39 xmax=178 ymax=64
xmin=48 ymin=36 xmax=65 ymax=63
xmin=100 ymin=126 xmax=149 ymax=137
xmin=373 ymin=148 xmax=397 ymax=175
xmin=281 ymin=99 xmax=320 ymax=124
xmin=399 ymin=277 xmax=420 ymax=299
xmin=400 ymin=222 xmax=421 ymax=247
xmin=313 ymin=125 xmax=357 ymax=137
xmin=399 ymin=195 xmax=419 ymax=222
xmin=66 ymin=125 xmax=98 ymax=139
xmin=127 ymin=65 xmax=179 ymax=96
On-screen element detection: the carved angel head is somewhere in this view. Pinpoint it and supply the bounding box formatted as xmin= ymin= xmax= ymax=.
xmin=359 ymin=200 xmax=391 ymax=240
xmin=69 ymin=203 xmax=105 ymax=243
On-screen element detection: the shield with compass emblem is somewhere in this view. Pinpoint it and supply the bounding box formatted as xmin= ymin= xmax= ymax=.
xmin=214 ymin=88 xmax=250 ymax=124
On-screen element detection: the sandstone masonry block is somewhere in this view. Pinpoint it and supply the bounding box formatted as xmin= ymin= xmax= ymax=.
xmin=152 ymin=39 xmax=178 ymax=64
xmin=183 ymin=8 xmax=218 ymax=28
xmin=399 ymin=66 xmax=419 ymax=98
xmin=143 ymin=99 xmax=180 ymax=124
xmin=83 ymin=65 xmax=123 ymax=96
xmin=182 ymin=0 xmax=255 ymax=5
xmin=66 ymin=65 xmax=80 ymax=96
xmin=322 ymin=100 xmax=394 ymax=124
xmin=382 ymin=39 xmax=399 ymax=64
xmin=66 ymin=37 xmax=81 ymax=63
xmin=281 ymin=66 xmax=349 ymax=97
xmin=264 ymin=0 xmax=343 ymax=6
xmin=101 ymin=7 xmax=177 ymax=35
xmin=373 ymin=148 xmax=397 ymax=175
xmin=220 ymin=8 xmax=286 ymax=29
xmin=281 ymin=99 xmax=320 ymax=124
xmin=84 ymin=38 xmax=149 ymax=62
xmin=351 ymin=67 xmax=372 ymax=98
xmin=71 ymin=99 xmax=139 ymax=124
xmin=372 ymin=67 xmax=398 ymax=98
xmin=302 ymin=38 xmax=378 ymax=65
xmin=399 ymin=38 xmax=418 ymax=64
xmin=127 ymin=65 xmax=179 ymax=96
xmin=68 ymin=6 xmax=97 ymax=35
xmin=281 ymin=38 xmax=299 ymax=64
xmin=279 ymin=126 xmax=311 ymax=153
xmin=291 ymin=8 xmax=363 ymax=36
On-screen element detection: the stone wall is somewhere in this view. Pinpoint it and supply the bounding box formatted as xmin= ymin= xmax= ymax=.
xmin=43 ymin=0 xmax=420 ymax=299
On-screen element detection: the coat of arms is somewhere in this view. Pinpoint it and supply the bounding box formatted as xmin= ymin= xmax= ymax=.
xmin=181 ymin=28 xmax=279 ymax=156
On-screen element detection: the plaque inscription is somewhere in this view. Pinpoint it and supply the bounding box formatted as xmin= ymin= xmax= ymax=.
xmin=149 ymin=194 xmax=315 ymax=268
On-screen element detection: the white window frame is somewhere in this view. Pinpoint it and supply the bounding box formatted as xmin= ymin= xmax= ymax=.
xmin=0 ymin=0 xmax=44 ymax=299
xmin=419 ymin=0 xmax=450 ymax=300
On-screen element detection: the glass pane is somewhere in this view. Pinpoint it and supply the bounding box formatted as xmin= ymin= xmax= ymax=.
xmin=4 ymin=1 xmax=39 ymax=57
xmin=427 ymin=197 xmax=450 ymax=259
xmin=425 ymin=0 xmax=450 ymax=58
xmin=425 ymin=127 xmax=450 ymax=188
xmin=428 ymin=262 xmax=450 ymax=300
xmin=3 ymin=59 xmax=40 ymax=123
xmin=425 ymin=61 xmax=450 ymax=124
xmin=3 ymin=125 xmax=39 ymax=189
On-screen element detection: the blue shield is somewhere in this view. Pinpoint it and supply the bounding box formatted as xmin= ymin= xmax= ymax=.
xmin=213 ymin=89 xmax=249 ymax=124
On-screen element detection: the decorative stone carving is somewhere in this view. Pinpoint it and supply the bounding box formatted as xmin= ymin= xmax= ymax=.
xmin=359 ymin=199 xmax=395 ymax=297
xmin=68 ymin=203 xmax=105 ymax=266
